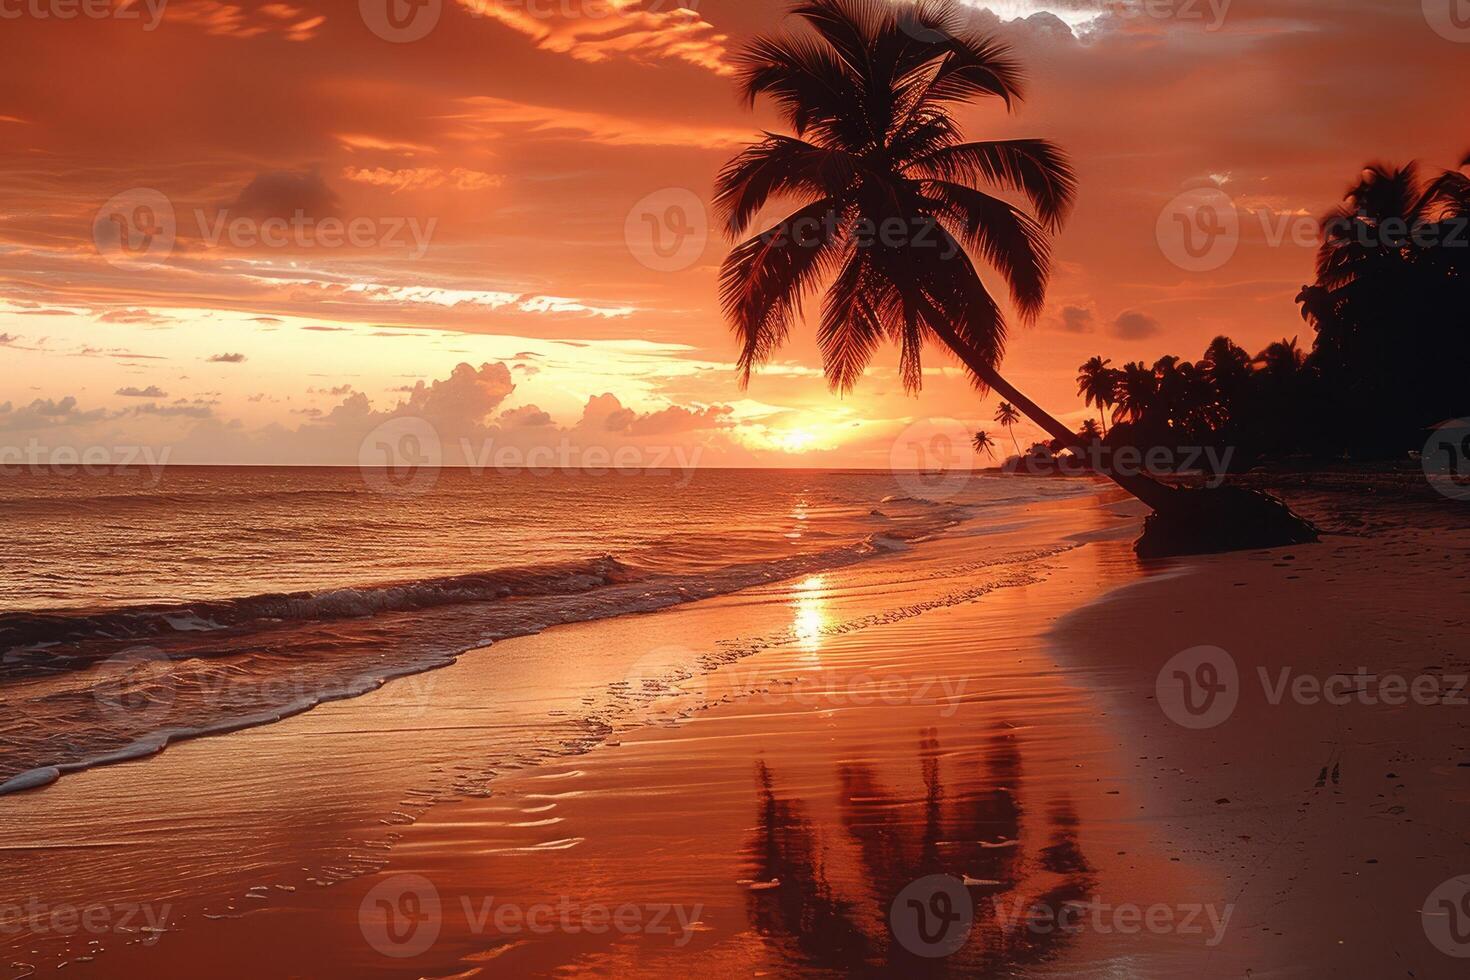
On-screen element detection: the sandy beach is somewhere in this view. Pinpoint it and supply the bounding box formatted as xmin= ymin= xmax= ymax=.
xmin=5 ymin=477 xmax=1464 ymax=978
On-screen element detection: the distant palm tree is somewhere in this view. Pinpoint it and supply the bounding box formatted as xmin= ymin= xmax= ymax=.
xmin=993 ymin=401 xmax=1021 ymax=455
xmin=971 ymin=430 xmax=996 ymax=459
xmin=715 ymin=0 xmax=1175 ymax=512
xmin=1114 ymin=361 xmax=1158 ymax=425
xmin=1078 ymin=418 xmax=1102 ymax=442
xmin=1076 ymin=355 xmax=1116 ymax=435
xmin=1199 ymin=336 xmax=1251 ymax=406
xmin=1256 ymin=337 xmax=1305 ymax=379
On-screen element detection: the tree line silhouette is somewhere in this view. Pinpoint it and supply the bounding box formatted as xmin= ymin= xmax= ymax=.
xmin=971 ymin=153 xmax=1469 ymax=469
xmin=1068 ymin=154 xmax=1470 ymax=464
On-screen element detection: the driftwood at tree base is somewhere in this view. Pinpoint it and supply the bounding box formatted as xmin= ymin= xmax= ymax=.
xmin=1134 ymin=486 xmax=1320 ymax=559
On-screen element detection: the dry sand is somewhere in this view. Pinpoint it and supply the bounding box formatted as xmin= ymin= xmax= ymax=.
xmin=3 ymin=477 xmax=1467 ymax=979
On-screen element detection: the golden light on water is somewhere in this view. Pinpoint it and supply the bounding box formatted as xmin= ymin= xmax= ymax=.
xmin=791 ymin=575 xmax=829 ymax=652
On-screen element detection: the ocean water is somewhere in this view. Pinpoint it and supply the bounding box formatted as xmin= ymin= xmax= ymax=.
xmin=0 ymin=466 xmax=1102 ymax=794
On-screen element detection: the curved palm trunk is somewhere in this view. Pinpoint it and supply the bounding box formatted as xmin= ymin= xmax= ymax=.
xmin=926 ymin=317 xmax=1178 ymax=513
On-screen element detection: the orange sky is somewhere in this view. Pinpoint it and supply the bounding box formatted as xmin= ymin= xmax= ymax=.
xmin=1 ymin=0 xmax=1466 ymax=467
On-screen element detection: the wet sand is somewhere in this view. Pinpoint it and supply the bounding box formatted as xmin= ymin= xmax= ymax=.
xmin=4 ymin=480 xmax=1466 ymax=978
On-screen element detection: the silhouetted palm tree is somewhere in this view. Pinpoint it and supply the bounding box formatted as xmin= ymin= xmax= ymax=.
xmin=1199 ymin=334 xmax=1246 ymax=405
xmin=715 ymin=0 xmax=1175 ymax=511
xmin=1078 ymin=418 xmax=1102 ymax=442
xmin=1113 ymin=361 xmax=1157 ymax=425
xmin=993 ymin=400 xmax=1021 ymax=455
xmin=1256 ymin=337 xmax=1305 ymax=379
xmin=971 ymin=429 xmax=996 ymax=459
xmin=1075 ymin=355 xmax=1115 ymax=435
xmin=1299 ymin=155 xmax=1470 ymax=448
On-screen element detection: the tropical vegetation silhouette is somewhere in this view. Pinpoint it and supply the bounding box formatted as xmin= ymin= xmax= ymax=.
xmin=1058 ymin=153 xmax=1470 ymax=464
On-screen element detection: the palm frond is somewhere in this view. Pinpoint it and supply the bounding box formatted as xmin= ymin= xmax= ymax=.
xmin=719 ymin=198 xmax=849 ymax=385
xmin=922 ymin=179 xmax=1050 ymax=320
xmin=714 ymin=134 xmax=859 ymax=238
xmin=906 ymin=138 xmax=1076 ymax=230
xmin=734 ymin=33 xmax=865 ymax=145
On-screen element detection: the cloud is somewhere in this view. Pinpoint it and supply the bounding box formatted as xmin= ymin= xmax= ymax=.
xmin=499 ymin=405 xmax=554 ymax=428
xmin=134 ymin=402 xmax=214 ymax=419
xmin=0 ymin=395 xmax=109 ymax=431
xmin=1111 ymin=310 xmax=1164 ymax=340
xmin=97 ymin=309 xmax=171 ymax=325
xmin=0 ymin=333 xmax=19 ymax=346
xmin=398 ymin=362 xmax=517 ymax=424
xmin=208 ymin=352 xmax=248 ymax=363
xmin=575 ymin=391 xmax=733 ymax=436
xmin=627 ymin=402 xmax=734 ymax=436
xmin=161 ymin=1 xmax=325 ymax=39
xmin=229 ymin=169 xmax=339 ymax=220
xmin=341 ymin=167 xmax=505 ymax=193
xmin=456 ymin=0 xmax=733 ymax=74
xmin=453 ymin=95 xmax=752 ymax=148
xmin=1056 ymin=305 xmax=1096 ymax=333
xmin=116 ymin=385 xmax=169 ymax=398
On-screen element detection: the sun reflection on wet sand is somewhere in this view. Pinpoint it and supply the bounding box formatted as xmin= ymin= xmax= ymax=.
xmin=790 ymin=574 xmax=829 ymax=652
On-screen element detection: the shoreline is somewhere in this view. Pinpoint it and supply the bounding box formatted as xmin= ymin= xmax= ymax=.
xmin=3 ymin=489 xmax=1145 ymax=976
xmin=3 ymin=479 xmax=1105 ymax=799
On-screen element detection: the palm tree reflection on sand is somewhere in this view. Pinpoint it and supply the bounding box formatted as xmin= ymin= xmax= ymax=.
xmin=746 ymin=725 xmax=1095 ymax=974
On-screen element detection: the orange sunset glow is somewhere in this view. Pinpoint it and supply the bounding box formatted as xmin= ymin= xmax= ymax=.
xmin=3 ymin=0 xmax=1464 ymax=466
